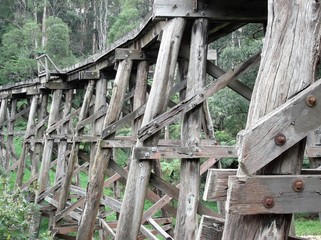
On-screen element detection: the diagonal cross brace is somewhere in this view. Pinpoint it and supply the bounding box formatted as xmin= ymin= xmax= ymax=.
xmin=137 ymin=52 xmax=261 ymax=142
xmin=239 ymin=79 xmax=321 ymax=175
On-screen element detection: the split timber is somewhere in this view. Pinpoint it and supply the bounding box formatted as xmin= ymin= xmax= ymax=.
xmin=1 ymin=0 xmax=321 ymax=239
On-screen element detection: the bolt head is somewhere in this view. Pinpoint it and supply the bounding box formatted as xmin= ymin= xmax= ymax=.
xmin=274 ymin=133 xmax=286 ymax=146
xmin=292 ymin=179 xmax=304 ymax=192
xmin=306 ymin=95 xmax=317 ymax=107
xmin=262 ymin=196 xmax=275 ymax=208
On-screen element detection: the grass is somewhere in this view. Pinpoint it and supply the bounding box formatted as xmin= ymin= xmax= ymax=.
xmin=295 ymin=216 xmax=321 ymax=236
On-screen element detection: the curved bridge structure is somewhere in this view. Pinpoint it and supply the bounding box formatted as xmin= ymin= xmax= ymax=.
xmin=1 ymin=0 xmax=321 ymax=239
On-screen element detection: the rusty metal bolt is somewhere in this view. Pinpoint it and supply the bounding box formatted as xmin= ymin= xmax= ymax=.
xmin=292 ymin=179 xmax=304 ymax=192
xmin=306 ymin=95 xmax=317 ymax=107
xmin=274 ymin=133 xmax=286 ymax=146
xmin=262 ymin=196 xmax=275 ymax=208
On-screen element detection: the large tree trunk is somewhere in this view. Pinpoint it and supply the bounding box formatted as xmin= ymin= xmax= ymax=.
xmin=223 ymin=1 xmax=321 ymax=239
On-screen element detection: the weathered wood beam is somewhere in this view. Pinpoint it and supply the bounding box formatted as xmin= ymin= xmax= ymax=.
xmin=57 ymin=80 xmax=95 ymax=213
xmin=227 ymin=175 xmax=321 ymax=215
xmin=16 ymin=95 xmax=39 ymax=186
xmin=116 ymin=18 xmax=186 ymax=240
xmin=37 ymin=90 xmax=63 ymax=195
xmin=115 ymin=48 xmax=144 ymax=60
xmin=204 ymin=168 xmax=321 ymax=202
xmin=141 ymin=157 xmax=221 ymax=223
xmin=137 ymin=52 xmax=260 ymax=142
xmin=196 ymin=215 xmax=224 ymax=240
xmin=180 ymin=45 xmax=253 ymax=101
xmin=133 ymin=145 xmax=236 ymax=159
xmin=153 ymin=0 xmax=267 ymax=22
xmin=238 ymin=78 xmax=321 ymax=175
xmin=77 ymin=59 xmax=133 ymax=239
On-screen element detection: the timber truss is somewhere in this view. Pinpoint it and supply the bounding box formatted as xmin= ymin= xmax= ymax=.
xmin=0 ymin=0 xmax=321 ymax=239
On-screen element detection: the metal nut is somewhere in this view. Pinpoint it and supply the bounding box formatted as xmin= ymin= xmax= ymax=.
xmin=262 ymin=196 xmax=275 ymax=208
xmin=306 ymin=95 xmax=317 ymax=107
xmin=274 ymin=133 xmax=286 ymax=146
xmin=292 ymin=179 xmax=304 ymax=192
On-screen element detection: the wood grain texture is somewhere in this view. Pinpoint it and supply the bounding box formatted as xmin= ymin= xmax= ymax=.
xmin=175 ymin=18 xmax=208 ymax=240
xmin=196 ymin=215 xmax=224 ymax=240
xmin=77 ymin=59 xmax=132 ymax=239
xmin=223 ymin=1 xmax=321 ymax=239
xmin=138 ymin=53 xmax=260 ymax=142
xmin=133 ymin=145 xmax=236 ymax=159
xmin=116 ymin=18 xmax=186 ymax=240
xmin=227 ymin=175 xmax=321 ymax=215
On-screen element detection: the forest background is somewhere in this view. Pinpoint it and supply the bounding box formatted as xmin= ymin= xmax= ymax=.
xmin=0 ymin=0 xmax=263 ymax=142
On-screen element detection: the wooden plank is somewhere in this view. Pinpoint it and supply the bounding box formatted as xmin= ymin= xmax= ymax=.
xmin=115 ymin=48 xmax=144 ymax=60
xmin=133 ymin=145 xmax=236 ymax=159
xmin=203 ymin=168 xmax=321 ymax=202
xmin=79 ymin=70 xmax=100 ymax=80
xmin=238 ymin=79 xmax=321 ymax=175
xmin=137 ymin=52 xmax=260 ymax=142
xmin=196 ymin=215 xmax=224 ymax=240
xmin=153 ymin=0 xmax=267 ymax=22
xmin=203 ymin=169 xmax=237 ymax=202
xmin=227 ymin=175 xmax=321 ymax=215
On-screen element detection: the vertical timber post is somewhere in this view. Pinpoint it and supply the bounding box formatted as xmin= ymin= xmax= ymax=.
xmin=6 ymin=99 xmax=17 ymax=171
xmin=76 ymin=59 xmax=133 ymax=239
xmin=55 ymin=90 xmax=73 ymax=183
xmin=115 ymin=17 xmax=186 ymax=240
xmin=16 ymin=95 xmax=38 ymax=186
xmin=223 ymin=1 xmax=321 ymax=239
xmin=37 ymin=90 xmax=62 ymax=196
xmin=175 ymin=18 xmax=208 ymax=240
xmin=0 ymin=99 xmax=8 ymax=169
xmin=57 ymin=80 xmax=95 ymax=212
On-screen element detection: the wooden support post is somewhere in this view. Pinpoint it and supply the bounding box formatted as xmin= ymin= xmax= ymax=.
xmin=115 ymin=17 xmax=186 ymax=240
xmin=57 ymin=80 xmax=95 ymax=212
xmin=31 ymin=94 xmax=48 ymax=177
xmin=90 ymin=77 xmax=107 ymax=173
xmin=16 ymin=95 xmax=38 ymax=186
xmin=0 ymin=99 xmax=7 ymax=169
xmin=223 ymin=1 xmax=321 ymax=239
xmin=133 ymin=61 xmax=148 ymax=138
xmin=5 ymin=99 xmax=16 ymax=170
xmin=55 ymin=90 xmax=73 ymax=183
xmin=38 ymin=90 xmax=62 ymax=195
xmin=77 ymin=59 xmax=133 ymax=239
xmin=175 ymin=18 xmax=208 ymax=240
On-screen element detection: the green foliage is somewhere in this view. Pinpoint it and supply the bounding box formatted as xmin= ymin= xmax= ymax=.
xmin=0 ymin=170 xmax=38 ymax=239
xmin=208 ymin=24 xmax=264 ymax=138
xmin=0 ymin=21 xmax=39 ymax=83
xmin=108 ymin=1 xmax=141 ymax=44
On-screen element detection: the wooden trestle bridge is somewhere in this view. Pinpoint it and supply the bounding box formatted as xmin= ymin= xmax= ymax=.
xmin=1 ymin=0 xmax=321 ymax=239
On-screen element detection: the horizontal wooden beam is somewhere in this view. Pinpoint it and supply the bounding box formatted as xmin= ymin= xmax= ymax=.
xmin=133 ymin=145 xmax=236 ymax=159
xmin=115 ymin=48 xmax=144 ymax=60
xmin=203 ymin=168 xmax=321 ymax=202
xmin=227 ymin=175 xmax=321 ymax=215
xmin=239 ymin=78 xmax=321 ymax=174
xmin=153 ymin=0 xmax=267 ymax=22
